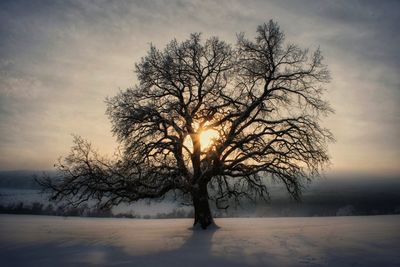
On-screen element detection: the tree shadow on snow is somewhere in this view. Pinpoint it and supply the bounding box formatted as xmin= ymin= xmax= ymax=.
xmin=124 ymin=225 xmax=246 ymax=267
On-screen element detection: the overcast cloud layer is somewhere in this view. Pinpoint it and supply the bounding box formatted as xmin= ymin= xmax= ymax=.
xmin=0 ymin=0 xmax=399 ymax=174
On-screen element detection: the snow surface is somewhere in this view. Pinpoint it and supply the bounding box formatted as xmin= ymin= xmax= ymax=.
xmin=0 ymin=214 xmax=399 ymax=267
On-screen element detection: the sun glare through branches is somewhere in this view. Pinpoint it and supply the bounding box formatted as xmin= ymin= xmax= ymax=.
xmin=183 ymin=127 xmax=219 ymax=153
xmin=199 ymin=129 xmax=219 ymax=150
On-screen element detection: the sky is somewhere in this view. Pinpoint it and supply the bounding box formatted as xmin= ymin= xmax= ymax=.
xmin=0 ymin=0 xmax=399 ymax=175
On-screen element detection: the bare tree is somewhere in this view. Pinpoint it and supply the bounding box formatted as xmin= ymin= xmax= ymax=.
xmin=38 ymin=20 xmax=333 ymax=229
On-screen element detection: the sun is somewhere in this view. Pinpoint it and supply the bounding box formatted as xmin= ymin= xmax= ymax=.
xmin=199 ymin=129 xmax=219 ymax=150
xmin=183 ymin=126 xmax=219 ymax=153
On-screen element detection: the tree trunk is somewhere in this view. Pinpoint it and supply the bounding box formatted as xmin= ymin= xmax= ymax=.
xmin=192 ymin=184 xmax=214 ymax=229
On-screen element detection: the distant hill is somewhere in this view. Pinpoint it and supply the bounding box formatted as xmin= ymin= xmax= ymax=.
xmin=0 ymin=170 xmax=56 ymax=189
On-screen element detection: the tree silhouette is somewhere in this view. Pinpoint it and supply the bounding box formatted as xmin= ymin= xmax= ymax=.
xmin=38 ymin=20 xmax=333 ymax=229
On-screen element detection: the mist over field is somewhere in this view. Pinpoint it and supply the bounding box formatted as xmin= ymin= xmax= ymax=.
xmin=1 ymin=170 xmax=399 ymax=218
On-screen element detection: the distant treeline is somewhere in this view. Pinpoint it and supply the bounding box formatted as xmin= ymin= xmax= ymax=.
xmin=1 ymin=200 xmax=400 ymax=219
xmin=0 ymin=202 xmax=114 ymax=217
xmin=0 ymin=201 xmax=194 ymax=219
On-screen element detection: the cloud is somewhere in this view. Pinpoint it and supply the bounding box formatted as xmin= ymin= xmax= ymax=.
xmin=0 ymin=0 xmax=399 ymax=173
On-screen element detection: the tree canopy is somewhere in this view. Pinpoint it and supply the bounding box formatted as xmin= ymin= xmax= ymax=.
xmin=38 ymin=20 xmax=333 ymax=229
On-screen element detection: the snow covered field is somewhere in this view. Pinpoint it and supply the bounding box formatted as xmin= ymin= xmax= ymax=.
xmin=0 ymin=214 xmax=399 ymax=267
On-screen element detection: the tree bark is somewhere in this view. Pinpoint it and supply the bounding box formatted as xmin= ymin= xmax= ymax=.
xmin=192 ymin=184 xmax=214 ymax=229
